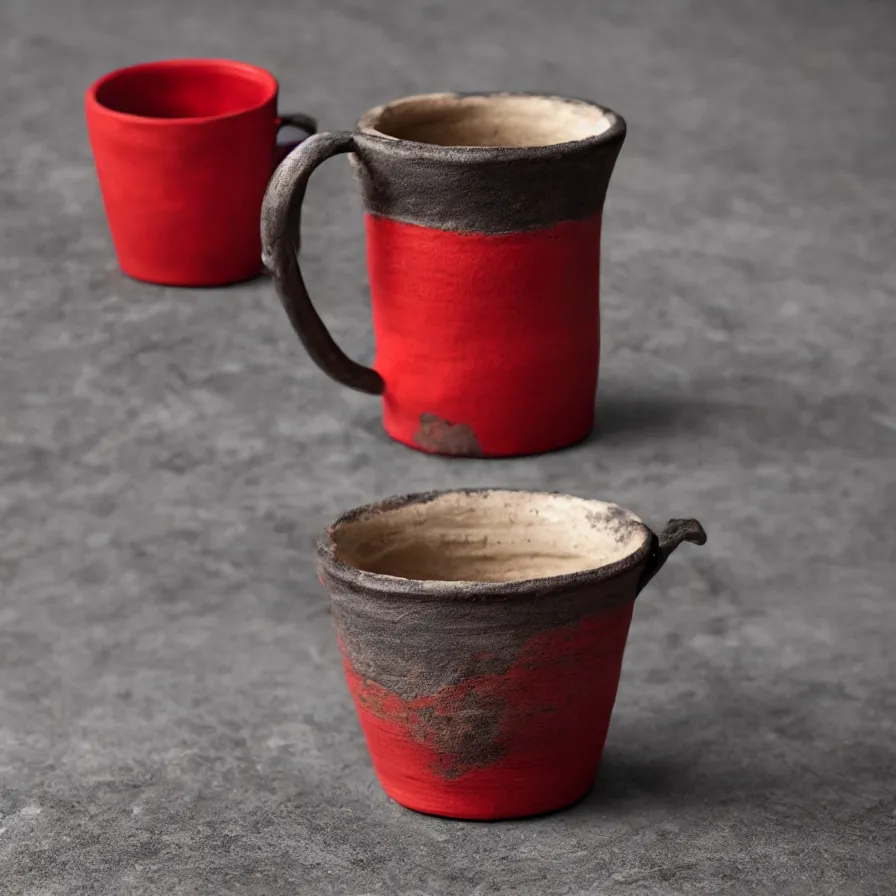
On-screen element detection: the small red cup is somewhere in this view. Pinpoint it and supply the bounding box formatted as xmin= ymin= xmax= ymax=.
xmin=85 ymin=59 xmax=316 ymax=286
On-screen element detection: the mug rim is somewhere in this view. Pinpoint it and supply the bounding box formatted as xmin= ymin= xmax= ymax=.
xmin=355 ymin=91 xmax=627 ymax=161
xmin=317 ymin=487 xmax=655 ymax=600
xmin=84 ymin=57 xmax=279 ymax=126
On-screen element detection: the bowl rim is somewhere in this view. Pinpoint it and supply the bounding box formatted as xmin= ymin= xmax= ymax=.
xmin=316 ymin=487 xmax=655 ymax=600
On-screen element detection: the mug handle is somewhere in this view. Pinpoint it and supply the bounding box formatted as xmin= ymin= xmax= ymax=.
xmin=261 ymin=132 xmax=385 ymax=395
xmin=636 ymin=519 xmax=707 ymax=594
xmin=272 ymin=113 xmax=318 ymax=168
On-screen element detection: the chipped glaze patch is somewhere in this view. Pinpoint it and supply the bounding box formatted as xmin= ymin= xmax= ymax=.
xmin=413 ymin=413 xmax=483 ymax=457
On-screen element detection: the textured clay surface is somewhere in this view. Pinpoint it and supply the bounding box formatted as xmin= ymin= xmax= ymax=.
xmin=351 ymin=93 xmax=624 ymax=234
xmin=321 ymin=556 xmax=645 ymax=700
xmin=413 ymin=413 xmax=484 ymax=456
xmin=1 ymin=0 xmax=894 ymax=890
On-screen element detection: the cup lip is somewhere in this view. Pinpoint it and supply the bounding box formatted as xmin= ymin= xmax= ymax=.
xmin=317 ymin=488 xmax=655 ymax=600
xmin=84 ymin=57 xmax=279 ymax=126
xmin=355 ymin=91 xmax=627 ymax=162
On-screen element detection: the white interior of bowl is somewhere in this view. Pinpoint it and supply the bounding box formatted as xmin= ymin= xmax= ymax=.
xmin=328 ymin=491 xmax=647 ymax=584
xmin=358 ymin=93 xmax=616 ymax=148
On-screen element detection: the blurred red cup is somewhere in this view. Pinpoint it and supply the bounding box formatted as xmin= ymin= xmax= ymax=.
xmin=85 ymin=58 xmax=316 ymax=286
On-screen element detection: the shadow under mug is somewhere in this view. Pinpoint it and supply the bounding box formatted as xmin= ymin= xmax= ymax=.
xmin=86 ymin=58 xmax=316 ymax=287
xmin=262 ymin=92 xmax=626 ymax=458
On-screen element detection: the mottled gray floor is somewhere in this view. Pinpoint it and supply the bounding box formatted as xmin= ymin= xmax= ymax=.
xmin=1 ymin=0 xmax=894 ymax=894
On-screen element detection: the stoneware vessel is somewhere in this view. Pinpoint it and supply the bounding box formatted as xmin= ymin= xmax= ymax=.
xmin=318 ymin=489 xmax=707 ymax=820
xmin=86 ymin=59 xmax=316 ymax=286
xmin=262 ymin=92 xmax=626 ymax=457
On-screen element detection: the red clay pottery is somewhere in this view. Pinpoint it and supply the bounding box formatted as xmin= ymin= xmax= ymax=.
xmin=86 ymin=59 xmax=316 ymax=286
xmin=318 ymin=489 xmax=706 ymax=820
xmin=262 ymin=92 xmax=626 ymax=457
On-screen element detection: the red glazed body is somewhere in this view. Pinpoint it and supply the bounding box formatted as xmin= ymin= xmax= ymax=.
xmin=342 ymin=603 xmax=633 ymax=820
xmin=366 ymin=214 xmax=603 ymax=457
xmin=85 ymin=59 xmax=301 ymax=286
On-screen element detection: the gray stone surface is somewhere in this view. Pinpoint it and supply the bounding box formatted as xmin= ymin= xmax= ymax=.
xmin=1 ymin=0 xmax=894 ymax=893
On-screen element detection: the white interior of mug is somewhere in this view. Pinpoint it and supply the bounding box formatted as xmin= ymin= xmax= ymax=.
xmin=328 ymin=491 xmax=648 ymax=583
xmin=358 ymin=93 xmax=617 ymax=148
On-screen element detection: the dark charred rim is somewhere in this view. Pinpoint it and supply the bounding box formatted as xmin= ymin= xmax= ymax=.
xmin=317 ymin=488 xmax=654 ymax=601
xmin=355 ymin=91 xmax=627 ymax=161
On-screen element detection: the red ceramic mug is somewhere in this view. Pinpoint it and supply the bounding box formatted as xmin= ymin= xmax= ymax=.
xmin=86 ymin=59 xmax=316 ymax=286
xmin=318 ymin=489 xmax=707 ymax=820
xmin=262 ymin=92 xmax=626 ymax=457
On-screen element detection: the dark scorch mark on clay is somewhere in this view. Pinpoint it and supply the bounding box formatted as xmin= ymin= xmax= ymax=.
xmin=413 ymin=413 xmax=483 ymax=456
xmin=586 ymin=504 xmax=642 ymax=545
xmin=408 ymin=688 xmax=509 ymax=779
xmin=351 ymin=96 xmax=626 ymax=235
xmin=324 ymin=565 xmax=641 ymax=702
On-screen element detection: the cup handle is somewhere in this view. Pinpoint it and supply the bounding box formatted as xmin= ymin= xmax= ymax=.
xmin=272 ymin=113 xmax=318 ymax=168
xmin=636 ymin=519 xmax=707 ymax=594
xmin=261 ymin=132 xmax=385 ymax=395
